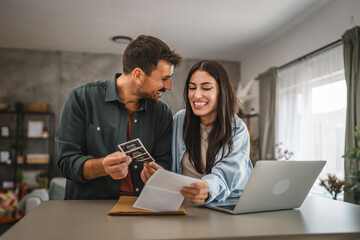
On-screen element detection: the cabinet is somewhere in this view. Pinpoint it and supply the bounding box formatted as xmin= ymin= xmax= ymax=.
xmin=0 ymin=111 xmax=55 ymax=190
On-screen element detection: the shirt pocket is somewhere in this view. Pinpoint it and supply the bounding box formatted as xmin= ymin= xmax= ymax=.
xmin=86 ymin=123 xmax=114 ymax=158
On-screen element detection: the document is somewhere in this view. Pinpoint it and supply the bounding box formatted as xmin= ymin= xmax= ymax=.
xmin=133 ymin=169 xmax=201 ymax=212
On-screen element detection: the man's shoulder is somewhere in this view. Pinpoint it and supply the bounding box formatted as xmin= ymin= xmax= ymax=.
xmin=72 ymin=79 xmax=107 ymax=92
xmin=146 ymin=99 xmax=172 ymax=114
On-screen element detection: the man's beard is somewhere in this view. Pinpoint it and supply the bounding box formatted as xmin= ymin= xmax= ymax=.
xmin=137 ymin=85 xmax=166 ymax=103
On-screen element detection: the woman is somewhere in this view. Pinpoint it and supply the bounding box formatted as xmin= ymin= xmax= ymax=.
xmin=172 ymin=60 xmax=253 ymax=204
xmin=142 ymin=60 xmax=253 ymax=204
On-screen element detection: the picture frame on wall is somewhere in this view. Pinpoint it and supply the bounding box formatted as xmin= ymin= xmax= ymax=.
xmin=27 ymin=120 xmax=44 ymax=138
xmin=0 ymin=149 xmax=11 ymax=164
xmin=0 ymin=125 xmax=10 ymax=137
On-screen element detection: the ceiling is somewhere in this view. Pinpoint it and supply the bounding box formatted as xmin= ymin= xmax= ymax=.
xmin=0 ymin=0 xmax=332 ymax=61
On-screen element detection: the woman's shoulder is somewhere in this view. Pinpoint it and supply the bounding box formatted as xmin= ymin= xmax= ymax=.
xmin=173 ymin=109 xmax=186 ymax=121
xmin=233 ymin=114 xmax=246 ymax=128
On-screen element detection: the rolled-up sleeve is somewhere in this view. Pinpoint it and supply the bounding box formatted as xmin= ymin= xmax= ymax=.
xmin=56 ymin=89 xmax=93 ymax=183
xmin=202 ymin=119 xmax=253 ymax=203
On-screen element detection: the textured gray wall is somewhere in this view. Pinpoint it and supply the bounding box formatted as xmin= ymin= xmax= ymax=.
xmin=0 ymin=47 xmax=240 ymax=177
xmin=0 ymin=47 xmax=240 ymax=119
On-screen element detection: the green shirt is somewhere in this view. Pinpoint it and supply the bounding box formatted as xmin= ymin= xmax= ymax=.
xmin=56 ymin=74 xmax=173 ymax=200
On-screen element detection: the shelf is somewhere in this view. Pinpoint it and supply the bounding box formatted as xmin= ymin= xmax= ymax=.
xmin=0 ymin=111 xmax=54 ymax=115
xmin=0 ymin=110 xmax=55 ymax=189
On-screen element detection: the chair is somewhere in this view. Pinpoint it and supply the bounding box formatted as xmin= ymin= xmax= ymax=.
xmin=19 ymin=177 xmax=66 ymax=214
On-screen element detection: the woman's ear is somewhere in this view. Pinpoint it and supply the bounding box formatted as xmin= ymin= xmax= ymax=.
xmin=132 ymin=68 xmax=145 ymax=84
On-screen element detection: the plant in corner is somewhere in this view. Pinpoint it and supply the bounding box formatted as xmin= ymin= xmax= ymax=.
xmin=342 ymin=125 xmax=360 ymax=204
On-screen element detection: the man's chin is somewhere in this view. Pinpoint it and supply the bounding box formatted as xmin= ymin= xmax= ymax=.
xmin=146 ymin=96 xmax=160 ymax=103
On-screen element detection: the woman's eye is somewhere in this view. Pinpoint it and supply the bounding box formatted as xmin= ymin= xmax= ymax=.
xmin=189 ymin=87 xmax=196 ymax=90
xmin=202 ymin=88 xmax=212 ymax=91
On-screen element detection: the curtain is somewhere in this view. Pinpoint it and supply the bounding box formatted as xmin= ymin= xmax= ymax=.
xmin=342 ymin=26 xmax=360 ymax=203
xmin=277 ymin=45 xmax=346 ymax=181
xmin=258 ymin=67 xmax=278 ymax=160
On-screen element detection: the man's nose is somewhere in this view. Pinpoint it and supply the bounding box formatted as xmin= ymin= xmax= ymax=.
xmin=164 ymin=78 xmax=172 ymax=91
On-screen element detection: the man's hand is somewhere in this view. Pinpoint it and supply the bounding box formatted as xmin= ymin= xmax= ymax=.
xmin=141 ymin=161 xmax=163 ymax=183
xmin=102 ymin=151 xmax=132 ymax=180
xmin=180 ymin=180 xmax=210 ymax=204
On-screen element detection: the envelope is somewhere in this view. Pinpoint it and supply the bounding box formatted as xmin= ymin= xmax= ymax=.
xmin=107 ymin=196 xmax=186 ymax=215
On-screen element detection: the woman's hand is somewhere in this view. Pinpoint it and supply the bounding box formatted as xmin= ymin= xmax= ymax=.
xmin=180 ymin=180 xmax=210 ymax=204
xmin=141 ymin=161 xmax=163 ymax=183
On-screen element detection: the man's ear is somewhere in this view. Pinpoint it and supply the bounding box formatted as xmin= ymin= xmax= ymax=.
xmin=132 ymin=68 xmax=145 ymax=84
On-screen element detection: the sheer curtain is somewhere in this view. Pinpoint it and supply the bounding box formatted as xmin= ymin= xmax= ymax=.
xmin=277 ymin=45 xmax=346 ymax=182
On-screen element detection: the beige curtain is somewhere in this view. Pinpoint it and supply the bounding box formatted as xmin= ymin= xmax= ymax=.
xmin=342 ymin=26 xmax=360 ymax=203
xmin=258 ymin=67 xmax=278 ymax=160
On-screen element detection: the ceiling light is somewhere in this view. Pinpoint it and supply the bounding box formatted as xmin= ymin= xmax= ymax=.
xmin=111 ymin=35 xmax=132 ymax=44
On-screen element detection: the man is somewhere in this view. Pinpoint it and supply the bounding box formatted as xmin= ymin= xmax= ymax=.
xmin=56 ymin=35 xmax=182 ymax=199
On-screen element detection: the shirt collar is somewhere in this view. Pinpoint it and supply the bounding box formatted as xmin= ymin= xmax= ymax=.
xmin=105 ymin=73 xmax=147 ymax=112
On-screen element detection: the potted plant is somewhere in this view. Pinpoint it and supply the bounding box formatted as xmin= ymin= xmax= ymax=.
xmin=319 ymin=174 xmax=345 ymax=200
xmin=343 ymin=126 xmax=360 ymax=204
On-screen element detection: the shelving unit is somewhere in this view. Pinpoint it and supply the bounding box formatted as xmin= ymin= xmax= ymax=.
xmin=0 ymin=111 xmax=55 ymax=190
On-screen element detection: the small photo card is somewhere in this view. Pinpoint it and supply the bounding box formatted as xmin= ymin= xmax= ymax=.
xmin=118 ymin=138 xmax=142 ymax=152
xmin=132 ymin=152 xmax=153 ymax=162
xmin=118 ymin=138 xmax=154 ymax=162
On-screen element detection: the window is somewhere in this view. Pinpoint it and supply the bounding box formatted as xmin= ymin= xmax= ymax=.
xmin=277 ymin=45 xmax=346 ymax=189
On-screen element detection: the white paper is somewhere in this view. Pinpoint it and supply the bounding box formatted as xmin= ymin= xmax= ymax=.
xmin=133 ymin=169 xmax=201 ymax=211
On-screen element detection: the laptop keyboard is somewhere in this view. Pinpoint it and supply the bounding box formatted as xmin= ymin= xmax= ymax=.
xmin=217 ymin=204 xmax=236 ymax=210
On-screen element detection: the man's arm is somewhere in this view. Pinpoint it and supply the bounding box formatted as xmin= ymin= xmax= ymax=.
xmin=151 ymin=104 xmax=173 ymax=170
xmin=56 ymin=89 xmax=131 ymax=182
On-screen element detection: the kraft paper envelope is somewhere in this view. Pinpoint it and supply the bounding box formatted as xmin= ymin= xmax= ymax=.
xmin=107 ymin=196 xmax=186 ymax=215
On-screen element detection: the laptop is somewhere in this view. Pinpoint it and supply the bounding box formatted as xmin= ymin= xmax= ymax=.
xmin=204 ymin=160 xmax=326 ymax=214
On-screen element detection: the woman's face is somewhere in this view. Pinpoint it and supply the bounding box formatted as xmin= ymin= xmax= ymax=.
xmin=188 ymin=70 xmax=219 ymax=125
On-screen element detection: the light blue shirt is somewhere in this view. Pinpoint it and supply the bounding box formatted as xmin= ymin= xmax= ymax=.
xmin=172 ymin=109 xmax=253 ymax=203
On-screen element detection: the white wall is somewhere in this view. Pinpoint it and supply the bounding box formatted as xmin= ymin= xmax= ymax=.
xmin=240 ymin=0 xmax=360 ymax=113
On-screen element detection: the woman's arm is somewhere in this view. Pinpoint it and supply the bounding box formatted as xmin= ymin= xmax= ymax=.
xmin=202 ymin=118 xmax=253 ymax=203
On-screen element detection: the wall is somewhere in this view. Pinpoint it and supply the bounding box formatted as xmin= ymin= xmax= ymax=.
xmin=0 ymin=48 xmax=240 ymax=117
xmin=240 ymin=0 xmax=360 ymax=114
xmin=0 ymin=48 xmax=239 ymax=176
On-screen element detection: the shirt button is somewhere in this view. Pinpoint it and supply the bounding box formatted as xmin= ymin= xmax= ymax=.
xmin=97 ymin=127 xmax=100 ymax=131
xmin=134 ymin=165 xmax=138 ymax=169
xmin=135 ymin=188 xmax=139 ymax=192
xmin=134 ymin=119 xmax=137 ymax=123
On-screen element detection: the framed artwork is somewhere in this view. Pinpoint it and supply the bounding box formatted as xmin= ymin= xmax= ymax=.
xmin=27 ymin=120 xmax=44 ymax=138
xmin=0 ymin=125 xmax=10 ymax=137
xmin=0 ymin=149 xmax=11 ymax=164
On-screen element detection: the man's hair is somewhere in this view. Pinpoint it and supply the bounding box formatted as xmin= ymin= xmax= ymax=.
xmin=183 ymin=60 xmax=240 ymax=174
xmin=122 ymin=35 xmax=182 ymax=75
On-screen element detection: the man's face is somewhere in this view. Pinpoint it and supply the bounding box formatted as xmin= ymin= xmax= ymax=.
xmin=137 ymin=60 xmax=173 ymax=103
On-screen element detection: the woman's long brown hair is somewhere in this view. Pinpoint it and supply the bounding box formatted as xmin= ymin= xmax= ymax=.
xmin=183 ymin=60 xmax=239 ymax=174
